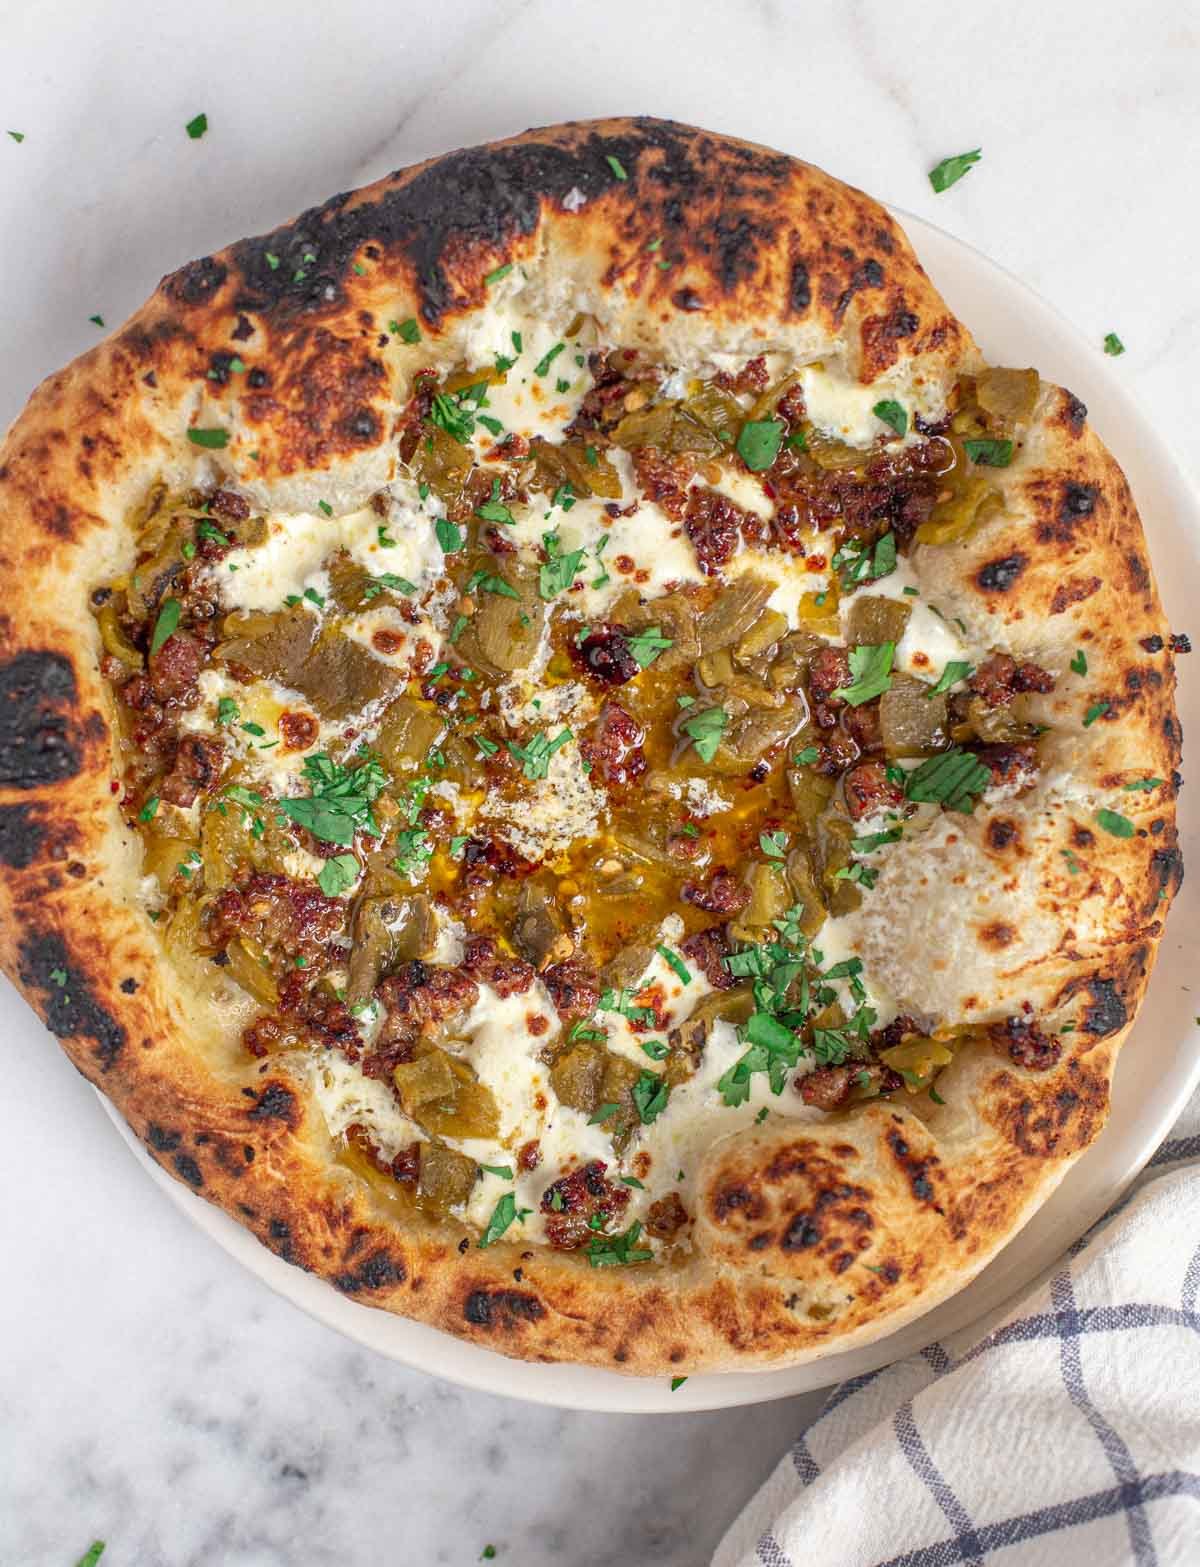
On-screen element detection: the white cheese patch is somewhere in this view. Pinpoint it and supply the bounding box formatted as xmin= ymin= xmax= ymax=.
xmin=845 ymin=555 xmax=974 ymax=678
xmin=601 ymin=923 xmax=714 ymax=1068
xmin=310 ymin=1051 xmax=423 ymax=1161
xmin=213 ymin=485 xmax=444 ymax=615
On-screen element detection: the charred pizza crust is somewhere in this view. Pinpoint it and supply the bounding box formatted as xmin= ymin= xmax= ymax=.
xmin=0 ymin=118 xmax=1181 ymax=1374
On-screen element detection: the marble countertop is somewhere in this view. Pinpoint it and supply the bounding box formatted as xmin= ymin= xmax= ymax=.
xmin=1 ymin=3 xmax=1196 ymax=1563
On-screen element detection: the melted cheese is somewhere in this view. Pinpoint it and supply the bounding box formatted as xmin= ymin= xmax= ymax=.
xmin=479 ymin=739 xmax=605 ymax=863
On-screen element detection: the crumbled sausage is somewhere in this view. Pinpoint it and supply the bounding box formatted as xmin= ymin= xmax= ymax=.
xmin=541 ymin=1160 xmax=631 ymax=1249
xmin=974 ymin=743 xmax=1039 ymax=793
xmin=684 ymin=488 xmax=749 ymax=575
xmin=970 ymin=654 xmax=1056 ymax=708
xmin=989 ymin=1015 xmax=1062 ymax=1071
xmin=843 ymin=760 xmax=905 ymax=820
xmin=159 ymin=734 xmax=224 ymax=808
xmin=680 ymin=925 xmax=736 ymax=990
xmin=366 ymin=961 xmax=480 ymax=1076
xmin=630 ymin=446 xmax=695 ymax=521
xmin=542 ymin=959 xmax=601 ymax=1023
xmin=210 ymin=870 xmax=345 ymax=976
xmin=798 ymin=1065 xmax=855 ymax=1110
xmin=462 ymin=935 xmax=535 ymax=997
xmin=681 ymin=869 xmax=749 ymax=915
xmin=580 ymin=703 xmax=646 ymax=787
xmin=808 ymin=646 xmax=853 ymax=704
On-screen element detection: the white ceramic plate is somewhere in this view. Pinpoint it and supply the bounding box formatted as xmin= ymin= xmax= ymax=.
xmin=92 ymin=206 xmax=1199 ymax=1413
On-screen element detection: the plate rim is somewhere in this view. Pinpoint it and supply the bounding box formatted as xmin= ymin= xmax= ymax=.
xmin=88 ymin=200 xmax=1200 ymax=1413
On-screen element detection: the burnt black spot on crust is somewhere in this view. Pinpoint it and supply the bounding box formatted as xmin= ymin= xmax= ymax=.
xmin=120 ymin=976 xmax=138 ymax=994
xmin=886 ymin=1128 xmax=938 ymax=1204
xmin=463 ymin=1287 xmax=546 ymax=1328
xmin=334 ymin=1251 xmax=406 ymax=1294
xmin=0 ymin=803 xmax=45 ymax=868
xmin=0 ymin=652 xmax=82 ymax=788
xmin=789 ymin=259 xmax=811 ymax=313
xmin=986 ymin=817 xmax=1018 ymax=851
xmin=267 ymin=1217 xmax=297 ymax=1263
xmin=167 ymin=256 xmax=228 ymax=306
xmin=248 ymin=1082 xmax=299 ymax=1125
xmin=832 ymin=258 xmax=885 ymax=324
xmin=17 ymin=933 xmax=125 ymax=1068
xmin=221 ymin=121 xmax=796 ymax=329
xmin=146 ymin=1123 xmax=181 ymax=1152
xmin=780 ymin=1213 xmax=821 ymax=1250
xmin=1060 ymin=392 xmax=1088 ymax=433
xmin=1062 ymin=483 xmax=1098 ymax=524
xmin=671 ymin=287 xmax=704 ymax=312
xmin=977 ymin=554 xmax=1028 ymax=593
xmin=1150 ymin=845 xmax=1184 ymax=905
xmin=1080 ymin=977 xmax=1128 ymax=1038
xmin=173 ymin=1153 xmax=204 ymax=1189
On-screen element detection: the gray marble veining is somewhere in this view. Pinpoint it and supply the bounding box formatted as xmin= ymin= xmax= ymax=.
xmin=1 ymin=3 xmax=1196 ymax=1564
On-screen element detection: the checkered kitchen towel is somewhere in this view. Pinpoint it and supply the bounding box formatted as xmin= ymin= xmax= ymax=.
xmin=715 ymin=1086 xmax=1200 ymax=1567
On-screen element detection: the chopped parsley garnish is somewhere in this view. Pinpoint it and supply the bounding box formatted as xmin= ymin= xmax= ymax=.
xmin=74 ymin=1544 xmax=106 ymax=1567
xmin=627 ymin=627 xmax=673 ymax=668
xmin=632 ymin=1070 xmax=670 ymax=1124
xmin=588 ymin=1102 xmax=620 ymax=1125
xmin=7 ymin=131 xmax=25 ymax=144
xmin=539 ymin=531 xmax=585 ymax=599
xmin=276 ymin=752 xmax=387 ymax=845
xmin=435 ymin=517 xmax=464 ymax=553
xmin=963 ymin=437 xmax=1014 ymax=467
xmin=362 ymin=573 xmax=417 ymax=600
xmin=1123 ymin=777 xmax=1163 ymax=792
xmin=599 ymin=988 xmax=657 ymax=1027
xmin=89 ymin=313 xmax=105 ymax=327
xmin=640 ymin=1038 xmax=670 ymax=1061
xmin=833 ymin=533 xmax=896 ymax=589
xmin=478 ymin=1192 xmax=529 ymax=1247
xmin=149 ymin=598 xmax=181 ymax=655
xmin=466 ymin=569 xmax=520 ymax=600
xmin=605 ymin=153 xmax=628 ymax=181
xmin=1070 ymin=648 xmax=1088 ymax=675
xmin=1096 ymin=808 xmax=1135 ymax=839
xmin=873 ymin=400 xmax=907 ymax=436
xmin=216 ymin=696 xmax=239 ymax=726
xmin=656 ymin=945 xmax=692 ymax=986
xmin=928 ymin=148 xmax=982 ymax=193
xmin=480 ymin=1163 xmax=514 ymax=1180
xmin=1083 ymin=702 xmax=1111 ymax=727
xmin=759 ymin=830 xmax=789 ymax=860
xmin=852 ymin=826 xmax=903 ymax=854
xmin=534 ymin=342 xmax=566 ymax=378
xmin=506 ymin=728 xmax=573 ymax=781
xmin=1103 ymin=332 xmax=1125 ymax=357
xmin=137 ymin=796 xmax=160 ymax=822
xmin=833 ymin=642 xmax=894 ymax=706
xmin=476 ymin=481 xmax=515 ymax=525
xmin=904 ymin=747 xmax=992 ymax=813
xmin=484 ymin=263 xmax=513 ymax=285
xmin=925 ymin=659 xmax=972 ymax=698
xmin=793 ymin=746 xmax=820 ymax=766
xmin=682 ymin=705 xmax=729 ymax=763
xmin=393 ymin=317 xmax=421 ymax=343
xmin=240 ymin=720 xmax=265 ymax=737
xmin=377 ymin=524 xmax=396 ymax=547
xmin=185 ymin=112 xmax=208 ymax=139
xmin=1062 ymin=848 xmax=1081 ymax=874
xmin=736 ymin=418 xmax=784 ymax=472
xmin=429 ymin=389 xmax=480 ymax=444
xmin=317 ymin=853 xmax=359 ymax=896
xmin=588 ymin=1221 xmax=653 ymax=1267
xmin=619 ymin=1174 xmax=646 ymax=1189
xmin=187 ymin=426 xmax=228 ymax=449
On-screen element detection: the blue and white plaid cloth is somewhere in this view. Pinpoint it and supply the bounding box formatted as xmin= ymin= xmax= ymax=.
xmin=715 ymin=1088 xmax=1200 ymax=1567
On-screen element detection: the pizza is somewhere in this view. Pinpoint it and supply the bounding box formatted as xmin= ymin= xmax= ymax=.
xmin=0 ymin=118 xmax=1183 ymax=1377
